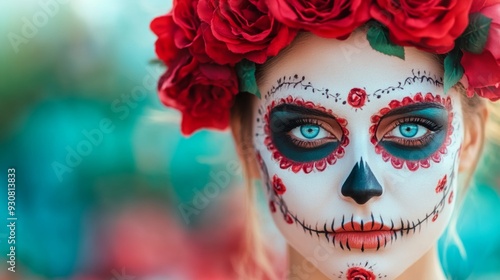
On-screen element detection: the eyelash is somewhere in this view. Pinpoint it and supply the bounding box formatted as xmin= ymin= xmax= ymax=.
xmin=285 ymin=118 xmax=338 ymax=149
xmin=384 ymin=117 xmax=442 ymax=147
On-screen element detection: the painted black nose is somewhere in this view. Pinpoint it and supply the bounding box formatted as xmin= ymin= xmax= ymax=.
xmin=341 ymin=158 xmax=383 ymax=204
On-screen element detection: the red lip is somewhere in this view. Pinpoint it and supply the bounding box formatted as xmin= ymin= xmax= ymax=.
xmin=330 ymin=222 xmax=394 ymax=251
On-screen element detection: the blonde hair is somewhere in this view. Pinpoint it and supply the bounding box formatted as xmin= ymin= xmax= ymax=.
xmin=477 ymin=101 xmax=500 ymax=186
xmin=231 ymin=92 xmax=281 ymax=279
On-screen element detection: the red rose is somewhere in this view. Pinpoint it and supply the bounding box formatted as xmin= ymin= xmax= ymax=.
xmin=158 ymin=53 xmax=239 ymax=135
xmin=461 ymin=1 xmax=500 ymax=101
xmin=197 ymin=0 xmax=297 ymax=65
xmin=347 ymin=88 xmax=367 ymax=108
xmin=267 ymin=0 xmax=371 ymax=38
xmin=371 ymin=0 xmax=473 ymax=53
xmin=151 ymin=14 xmax=178 ymax=64
xmin=150 ymin=0 xmax=211 ymax=64
xmin=346 ymin=267 xmax=376 ymax=280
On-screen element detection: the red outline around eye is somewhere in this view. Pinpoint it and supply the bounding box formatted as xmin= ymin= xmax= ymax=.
xmin=264 ymin=96 xmax=350 ymax=173
xmin=369 ymin=92 xmax=454 ymax=171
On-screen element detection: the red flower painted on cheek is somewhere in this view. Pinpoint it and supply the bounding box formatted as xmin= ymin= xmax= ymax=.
xmin=435 ymin=175 xmax=447 ymax=193
xmin=347 ymin=88 xmax=367 ymax=108
xmin=267 ymin=174 xmax=294 ymax=224
xmin=346 ymin=267 xmax=376 ymax=280
xmin=272 ymin=175 xmax=287 ymax=195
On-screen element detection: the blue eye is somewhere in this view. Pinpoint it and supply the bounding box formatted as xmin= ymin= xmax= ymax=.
xmin=399 ymin=123 xmax=419 ymax=138
xmin=300 ymin=124 xmax=320 ymax=139
xmin=377 ymin=108 xmax=448 ymax=161
xmin=290 ymin=123 xmax=329 ymax=140
xmin=389 ymin=123 xmax=428 ymax=139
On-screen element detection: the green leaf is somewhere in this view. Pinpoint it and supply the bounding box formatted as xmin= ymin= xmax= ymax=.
xmin=366 ymin=24 xmax=405 ymax=59
xmin=443 ymin=47 xmax=464 ymax=94
xmin=235 ymin=59 xmax=261 ymax=98
xmin=149 ymin=58 xmax=165 ymax=66
xmin=458 ymin=13 xmax=492 ymax=54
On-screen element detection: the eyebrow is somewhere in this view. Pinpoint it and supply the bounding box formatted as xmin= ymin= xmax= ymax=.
xmin=265 ymin=69 xmax=443 ymax=101
xmin=372 ymin=69 xmax=443 ymax=97
xmin=271 ymin=103 xmax=334 ymax=118
xmin=264 ymin=75 xmax=332 ymax=101
xmin=382 ymin=102 xmax=446 ymax=118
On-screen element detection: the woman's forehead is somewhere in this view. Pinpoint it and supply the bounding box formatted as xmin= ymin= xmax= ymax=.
xmin=254 ymin=32 xmax=461 ymax=119
xmin=257 ymin=72 xmax=453 ymax=124
xmin=258 ymin=32 xmax=443 ymax=96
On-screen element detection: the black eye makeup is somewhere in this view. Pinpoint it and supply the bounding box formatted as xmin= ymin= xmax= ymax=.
xmin=373 ymin=102 xmax=450 ymax=161
xmin=269 ymin=103 xmax=345 ymax=163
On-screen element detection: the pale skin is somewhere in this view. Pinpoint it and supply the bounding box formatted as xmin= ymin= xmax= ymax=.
xmin=238 ymin=31 xmax=487 ymax=280
xmin=289 ymin=246 xmax=445 ymax=280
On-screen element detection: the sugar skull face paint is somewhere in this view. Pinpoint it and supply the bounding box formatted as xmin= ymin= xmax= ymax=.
xmin=369 ymin=92 xmax=454 ymax=171
xmin=252 ymin=33 xmax=464 ymax=279
xmin=263 ymin=96 xmax=350 ymax=173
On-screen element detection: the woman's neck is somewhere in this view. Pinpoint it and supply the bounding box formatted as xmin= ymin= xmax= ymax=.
xmin=395 ymin=246 xmax=446 ymax=280
xmin=287 ymin=245 xmax=447 ymax=280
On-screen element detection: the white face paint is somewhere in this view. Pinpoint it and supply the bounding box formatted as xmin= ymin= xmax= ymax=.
xmin=252 ymin=32 xmax=464 ymax=280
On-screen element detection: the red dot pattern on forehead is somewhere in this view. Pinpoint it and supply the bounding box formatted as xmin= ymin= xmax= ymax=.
xmin=369 ymin=92 xmax=454 ymax=171
xmin=264 ymin=96 xmax=350 ymax=173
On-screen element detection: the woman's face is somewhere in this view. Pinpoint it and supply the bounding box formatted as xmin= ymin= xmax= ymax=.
xmin=252 ymin=32 xmax=464 ymax=279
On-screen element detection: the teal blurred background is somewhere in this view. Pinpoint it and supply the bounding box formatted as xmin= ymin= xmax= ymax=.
xmin=0 ymin=1 xmax=499 ymax=279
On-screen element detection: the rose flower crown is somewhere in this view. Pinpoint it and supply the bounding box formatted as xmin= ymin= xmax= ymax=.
xmin=151 ymin=0 xmax=500 ymax=135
